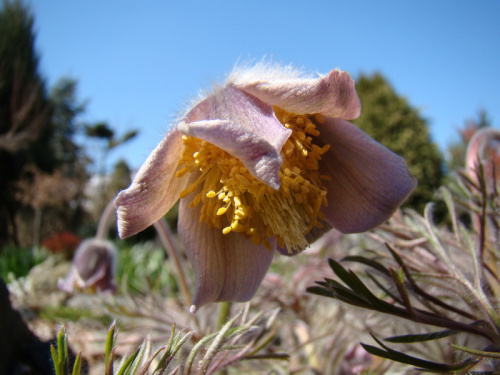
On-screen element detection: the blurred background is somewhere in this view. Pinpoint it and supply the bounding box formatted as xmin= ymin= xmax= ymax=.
xmin=2 ymin=1 xmax=500 ymax=373
xmin=2 ymin=0 xmax=499 ymax=247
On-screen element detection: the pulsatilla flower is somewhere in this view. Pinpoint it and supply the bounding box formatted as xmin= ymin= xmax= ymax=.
xmin=115 ymin=63 xmax=416 ymax=312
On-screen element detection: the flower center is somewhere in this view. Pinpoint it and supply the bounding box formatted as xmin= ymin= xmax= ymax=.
xmin=175 ymin=107 xmax=330 ymax=253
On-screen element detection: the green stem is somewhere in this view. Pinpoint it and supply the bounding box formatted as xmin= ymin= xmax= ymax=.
xmin=217 ymin=302 xmax=232 ymax=330
xmin=215 ymin=302 xmax=232 ymax=375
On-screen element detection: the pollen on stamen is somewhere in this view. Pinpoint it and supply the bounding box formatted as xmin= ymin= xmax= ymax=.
xmin=175 ymin=106 xmax=331 ymax=253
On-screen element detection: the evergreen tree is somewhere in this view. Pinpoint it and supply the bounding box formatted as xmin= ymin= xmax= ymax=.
xmin=0 ymin=0 xmax=53 ymax=245
xmin=49 ymin=77 xmax=87 ymax=168
xmin=0 ymin=2 xmax=88 ymax=246
xmin=353 ymin=73 xmax=444 ymax=212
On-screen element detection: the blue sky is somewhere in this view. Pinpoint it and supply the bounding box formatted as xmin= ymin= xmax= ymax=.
xmin=27 ymin=1 xmax=500 ymax=171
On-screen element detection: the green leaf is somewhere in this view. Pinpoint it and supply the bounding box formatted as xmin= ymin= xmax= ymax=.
xmin=450 ymin=344 xmax=500 ymax=359
xmin=384 ymin=329 xmax=458 ymax=343
xmin=105 ymin=321 xmax=117 ymax=375
xmin=71 ymin=352 xmax=82 ymax=375
xmin=365 ymin=272 xmax=403 ymax=304
xmin=183 ymin=332 xmax=218 ymax=375
xmin=362 ymin=334 xmax=477 ymax=372
xmin=127 ymin=338 xmax=149 ymax=374
xmin=115 ymin=348 xmax=141 ymax=375
xmin=200 ymin=311 xmax=243 ymax=373
xmin=341 ymin=255 xmax=391 ymax=276
xmin=50 ymin=344 xmax=60 ymax=375
xmin=306 ymin=285 xmax=334 ymax=298
xmin=137 ymin=345 xmax=166 ymax=375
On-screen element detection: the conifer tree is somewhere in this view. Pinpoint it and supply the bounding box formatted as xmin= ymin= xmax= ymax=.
xmin=0 ymin=0 xmax=53 ymax=245
xmin=354 ymin=73 xmax=444 ymax=211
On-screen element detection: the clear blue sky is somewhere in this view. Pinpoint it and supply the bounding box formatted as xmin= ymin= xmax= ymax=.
xmin=27 ymin=0 xmax=500 ymax=172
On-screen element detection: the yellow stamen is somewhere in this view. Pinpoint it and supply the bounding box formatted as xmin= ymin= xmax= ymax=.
xmin=175 ymin=106 xmax=330 ymax=253
xmin=217 ymin=207 xmax=228 ymax=215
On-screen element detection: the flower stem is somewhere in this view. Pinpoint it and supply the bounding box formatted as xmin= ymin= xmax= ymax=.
xmin=153 ymin=218 xmax=192 ymax=308
xmin=96 ymin=199 xmax=117 ymax=240
xmin=217 ymin=302 xmax=232 ymax=330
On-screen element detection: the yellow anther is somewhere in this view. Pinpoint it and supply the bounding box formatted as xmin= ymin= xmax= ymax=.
xmin=305 ymin=124 xmax=319 ymax=135
xmin=179 ymin=185 xmax=194 ymax=199
xmin=295 ymin=175 xmax=305 ymax=184
xmin=192 ymin=194 xmax=201 ymax=206
xmin=217 ymin=207 xmax=227 ymax=215
xmin=256 ymin=185 xmax=267 ymax=203
xmin=231 ymin=221 xmax=244 ymax=232
xmin=206 ymin=191 xmax=217 ymax=198
xmin=235 ymin=207 xmax=247 ymax=218
xmin=236 ymin=174 xmax=250 ymax=185
xmin=284 ymin=176 xmax=299 ymax=187
xmin=175 ymin=106 xmax=330 ymax=253
xmin=314 ymin=113 xmax=325 ymax=123
xmin=233 ymin=196 xmax=242 ymax=207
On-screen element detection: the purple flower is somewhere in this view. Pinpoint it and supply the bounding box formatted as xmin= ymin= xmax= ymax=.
xmin=115 ymin=63 xmax=416 ymax=312
xmin=58 ymin=239 xmax=117 ymax=294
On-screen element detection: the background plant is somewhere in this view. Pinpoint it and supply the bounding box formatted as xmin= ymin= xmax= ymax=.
xmin=354 ymin=73 xmax=444 ymax=212
xmin=308 ymin=158 xmax=500 ymax=373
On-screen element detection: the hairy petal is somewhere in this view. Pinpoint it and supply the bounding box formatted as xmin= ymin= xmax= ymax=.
xmin=234 ymin=69 xmax=361 ymax=120
xmin=115 ymin=128 xmax=189 ymax=238
xmin=319 ymin=118 xmax=416 ymax=233
xmin=178 ymin=119 xmax=285 ymax=190
xmin=178 ymin=197 xmax=274 ymax=312
xmin=181 ymin=85 xmax=291 ymax=189
xmin=276 ymin=223 xmax=333 ymax=256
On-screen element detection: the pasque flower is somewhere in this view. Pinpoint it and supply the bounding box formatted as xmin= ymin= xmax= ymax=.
xmin=115 ymin=63 xmax=416 ymax=312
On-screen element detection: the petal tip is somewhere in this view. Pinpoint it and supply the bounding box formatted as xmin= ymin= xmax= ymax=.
xmin=326 ymin=70 xmax=361 ymax=120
